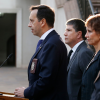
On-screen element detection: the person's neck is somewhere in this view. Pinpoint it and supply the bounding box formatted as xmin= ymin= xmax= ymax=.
xmin=43 ymin=27 xmax=53 ymax=33
xmin=70 ymin=39 xmax=83 ymax=48
xmin=39 ymin=27 xmax=53 ymax=38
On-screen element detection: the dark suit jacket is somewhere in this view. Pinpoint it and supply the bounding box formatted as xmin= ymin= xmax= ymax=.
xmin=67 ymin=41 xmax=93 ymax=100
xmin=91 ymin=71 xmax=100 ymax=100
xmin=24 ymin=30 xmax=68 ymax=100
xmin=81 ymin=50 xmax=100 ymax=100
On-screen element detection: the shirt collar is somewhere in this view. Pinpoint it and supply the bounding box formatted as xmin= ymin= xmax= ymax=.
xmin=72 ymin=40 xmax=84 ymax=53
xmin=40 ymin=28 xmax=54 ymax=40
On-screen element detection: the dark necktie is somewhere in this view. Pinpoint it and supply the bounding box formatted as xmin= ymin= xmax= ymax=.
xmin=67 ymin=49 xmax=73 ymax=64
xmin=36 ymin=40 xmax=43 ymax=51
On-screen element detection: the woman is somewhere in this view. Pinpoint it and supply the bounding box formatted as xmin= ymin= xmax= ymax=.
xmin=81 ymin=14 xmax=100 ymax=100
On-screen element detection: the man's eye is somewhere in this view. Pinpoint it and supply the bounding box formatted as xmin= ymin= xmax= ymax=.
xmin=67 ymin=29 xmax=71 ymax=31
xmin=88 ymin=30 xmax=91 ymax=32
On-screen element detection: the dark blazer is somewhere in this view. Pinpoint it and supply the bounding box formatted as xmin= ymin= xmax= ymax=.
xmin=91 ymin=71 xmax=100 ymax=100
xmin=24 ymin=30 xmax=68 ymax=100
xmin=81 ymin=50 xmax=100 ymax=100
xmin=67 ymin=41 xmax=93 ymax=100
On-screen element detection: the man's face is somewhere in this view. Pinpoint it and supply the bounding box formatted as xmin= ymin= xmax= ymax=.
xmin=28 ymin=9 xmax=42 ymax=37
xmin=64 ymin=25 xmax=78 ymax=47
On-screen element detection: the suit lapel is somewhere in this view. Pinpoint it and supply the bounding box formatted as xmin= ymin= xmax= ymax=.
xmin=67 ymin=51 xmax=78 ymax=71
xmin=83 ymin=51 xmax=100 ymax=74
xmin=85 ymin=55 xmax=95 ymax=71
xmin=94 ymin=70 xmax=100 ymax=83
xmin=67 ymin=41 xmax=86 ymax=72
xmin=28 ymin=30 xmax=57 ymax=79
xmin=28 ymin=42 xmax=45 ymax=72
xmin=28 ymin=30 xmax=57 ymax=68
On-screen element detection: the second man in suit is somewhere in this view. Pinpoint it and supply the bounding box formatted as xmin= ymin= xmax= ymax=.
xmin=64 ymin=18 xmax=94 ymax=100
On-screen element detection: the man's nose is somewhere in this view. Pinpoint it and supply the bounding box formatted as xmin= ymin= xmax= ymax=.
xmin=28 ymin=22 xmax=31 ymax=27
xmin=64 ymin=32 xmax=67 ymax=36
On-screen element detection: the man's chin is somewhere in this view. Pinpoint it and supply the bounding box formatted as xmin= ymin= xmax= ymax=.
xmin=65 ymin=41 xmax=69 ymax=44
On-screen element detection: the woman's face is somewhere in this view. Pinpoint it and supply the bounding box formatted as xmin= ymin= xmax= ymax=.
xmin=85 ymin=26 xmax=100 ymax=46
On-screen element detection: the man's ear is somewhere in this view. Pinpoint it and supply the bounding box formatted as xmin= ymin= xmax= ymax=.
xmin=40 ymin=18 xmax=46 ymax=27
xmin=77 ymin=31 xmax=82 ymax=39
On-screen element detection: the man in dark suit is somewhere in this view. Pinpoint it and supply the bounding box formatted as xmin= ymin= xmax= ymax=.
xmin=14 ymin=5 xmax=68 ymax=100
xmin=64 ymin=18 xmax=94 ymax=100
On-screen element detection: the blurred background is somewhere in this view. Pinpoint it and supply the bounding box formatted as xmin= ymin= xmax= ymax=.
xmin=0 ymin=0 xmax=99 ymax=93
xmin=0 ymin=0 xmax=99 ymax=68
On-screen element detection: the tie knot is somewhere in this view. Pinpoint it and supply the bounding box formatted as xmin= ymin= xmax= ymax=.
xmin=36 ymin=40 xmax=43 ymax=51
xmin=68 ymin=50 xmax=73 ymax=56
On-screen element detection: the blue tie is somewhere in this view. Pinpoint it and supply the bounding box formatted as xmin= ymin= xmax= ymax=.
xmin=36 ymin=40 xmax=43 ymax=51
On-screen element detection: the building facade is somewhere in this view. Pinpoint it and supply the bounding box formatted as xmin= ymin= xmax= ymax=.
xmin=0 ymin=0 xmax=97 ymax=68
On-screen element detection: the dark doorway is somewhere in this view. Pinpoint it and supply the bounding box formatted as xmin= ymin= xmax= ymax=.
xmin=0 ymin=13 xmax=16 ymax=66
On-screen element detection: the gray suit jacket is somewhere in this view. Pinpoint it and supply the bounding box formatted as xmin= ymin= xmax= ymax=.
xmin=67 ymin=41 xmax=94 ymax=100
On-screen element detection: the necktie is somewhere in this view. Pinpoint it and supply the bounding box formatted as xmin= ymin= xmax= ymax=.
xmin=36 ymin=40 xmax=43 ymax=51
xmin=67 ymin=49 xmax=73 ymax=64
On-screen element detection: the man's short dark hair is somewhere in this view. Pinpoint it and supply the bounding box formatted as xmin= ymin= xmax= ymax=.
xmin=66 ymin=18 xmax=86 ymax=40
xmin=30 ymin=5 xmax=55 ymax=27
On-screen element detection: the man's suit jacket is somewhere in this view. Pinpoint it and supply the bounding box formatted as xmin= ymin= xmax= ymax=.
xmin=24 ymin=30 xmax=68 ymax=100
xmin=67 ymin=41 xmax=93 ymax=100
xmin=81 ymin=50 xmax=100 ymax=100
xmin=91 ymin=70 xmax=100 ymax=100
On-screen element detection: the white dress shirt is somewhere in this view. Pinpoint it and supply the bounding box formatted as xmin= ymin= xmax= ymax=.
xmin=40 ymin=28 xmax=54 ymax=40
xmin=70 ymin=40 xmax=84 ymax=59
